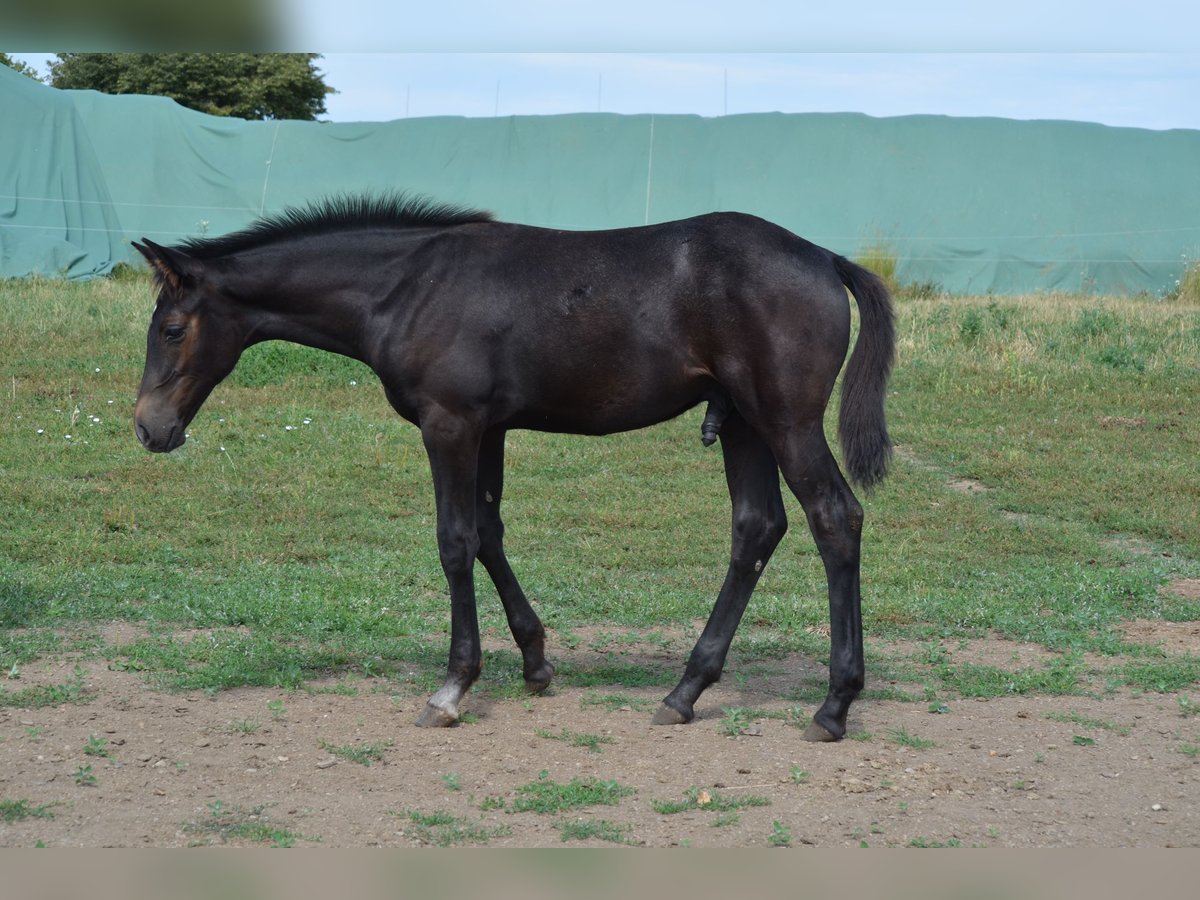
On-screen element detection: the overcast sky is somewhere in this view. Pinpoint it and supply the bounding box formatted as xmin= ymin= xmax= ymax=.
xmin=11 ymin=1 xmax=1200 ymax=130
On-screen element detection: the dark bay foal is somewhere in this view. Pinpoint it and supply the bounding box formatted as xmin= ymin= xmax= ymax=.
xmin=133 ymin=194 xmax=894 ymax=741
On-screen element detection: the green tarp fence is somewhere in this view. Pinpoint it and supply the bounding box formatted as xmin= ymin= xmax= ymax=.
xmin=3 ymin=64 xmax=1198 ymax=294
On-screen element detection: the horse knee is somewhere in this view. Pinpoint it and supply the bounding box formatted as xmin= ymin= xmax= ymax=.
xmin=437 ymin=527 xmax=480 ymax=574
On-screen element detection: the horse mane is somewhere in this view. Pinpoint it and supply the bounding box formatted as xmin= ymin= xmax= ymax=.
xmin=178 ymin=193 xmax=495 ymax=259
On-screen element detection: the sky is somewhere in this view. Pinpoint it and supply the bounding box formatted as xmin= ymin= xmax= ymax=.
xmin=10 ymin=1 xmax=1200 ymax=130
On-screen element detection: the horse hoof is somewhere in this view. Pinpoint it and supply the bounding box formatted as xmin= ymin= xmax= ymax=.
xmin=415 ymin=704 xmax=458 ymax=728
xmin=524 ymin=662 xmax=555 ymax=694
xmin=801 ymin=721 xmax=841 ymax=742
xmin=651 ymin=703 xmax=691 ymax=726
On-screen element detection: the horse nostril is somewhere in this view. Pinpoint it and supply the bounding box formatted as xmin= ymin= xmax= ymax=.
xmin=135 ymin=423 xmax=150 ymax=448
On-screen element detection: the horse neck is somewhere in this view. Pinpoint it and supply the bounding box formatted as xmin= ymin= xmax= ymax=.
xmin=226 ymin=254 xmax=376 ymax=363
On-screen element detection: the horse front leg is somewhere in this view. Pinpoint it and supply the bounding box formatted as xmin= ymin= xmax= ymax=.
xmin=415 ymin=412 xmax=485 ymax=728
xmin=475 ymin=428 xmax=555 ymax=692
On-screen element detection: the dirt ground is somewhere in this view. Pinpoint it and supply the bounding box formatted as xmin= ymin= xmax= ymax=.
xmin=2 ymin=614 xmax=1199 ymax=848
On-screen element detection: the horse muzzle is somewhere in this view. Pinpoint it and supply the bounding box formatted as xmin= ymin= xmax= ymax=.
xmin=135 ymin=418 xmax=186 ymax=453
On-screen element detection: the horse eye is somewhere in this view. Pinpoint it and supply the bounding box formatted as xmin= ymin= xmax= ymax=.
xmin=163 ymin=324 xmax=188 ymax=343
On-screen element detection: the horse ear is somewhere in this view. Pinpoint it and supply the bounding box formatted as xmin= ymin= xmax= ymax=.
xmin=133 ymin=239 xmax=202 ymax=291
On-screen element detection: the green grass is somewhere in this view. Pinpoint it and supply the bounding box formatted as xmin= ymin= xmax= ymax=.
xmin=398 ymin=809 xmax=511 ymax=847
xmin=182 ymin=800 xmax=315 ymax=848
xmin=318 ymin=739 xmax=392 ymax=766
xmin=2 ymin=275 xmax=1199 ymax=712
xmin=556 ymin=818 xmax=634 ymax=844
xmin=886 ymin=726 xmax=936 ymax=749
xmin=0 ymin=667 xmax=92 ymax=709
xmin=508 ymin=771 xmax=635 ymax=815
xmin=534 ymin=727 xmax=616 ymax=753
xmin=651 ymin=786 xmax=771 ymax=815
xmin=0 ymin=798 xmax=57 ymax=822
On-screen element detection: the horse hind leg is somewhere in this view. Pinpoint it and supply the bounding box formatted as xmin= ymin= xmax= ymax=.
xmin=772 ymin=425 xmax=866 ymax=742
xmin=655 ymin=413 xmax=787 ymax=724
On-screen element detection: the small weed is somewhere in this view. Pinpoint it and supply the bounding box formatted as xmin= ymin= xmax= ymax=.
xmin=910 ymin=836 xmax=963 ymax=848
xmin=82 ymin=735 xmax=111 ymax=758
xmin=1 ymin=799 xmax=57 ymax=822
xmin=651 ymin=786 xmax=770 ymax=815
xmin=183 ymin=800 xmax=313 ymax=848
xmin=318 ymin=739 xmax=392 ymax=766
xmin=928 ymin=702 xmax=951 ymax=715
xmin=73 ymin=765 xmax=97 ymax=787
xmin=556 ymin=819 xmax=633 ymax=845
xmin=959 ymin=309 xmax=986 ymax=344
xmin=266 ymin=699 xmax=287 ymax=720
xmin=1072 ymin=735 xmax=1097 ymax=747
xmin=1045 ymin=710 xmax=1130 ymax=735
xmin=848 ymin=730 xmax=873 ymax=742
xmin=535 ymin=727 xmax=615 ymax=753
xmin=1178 ymin=697 xmax=1199 ymax=718
xmin=398 ymin=809 xmax=511 ymax=847
xmin=0 ymin=666 xmax=92 ymax=709
xmin=718 ymin=706 xmax=752 ymax=736
xmin=789 ymin=766 xmax=810 ymax=784
xmin=1177 ymin=744 xmax=1200 ymax=757
xmin=24 ymin=726 xmax=42 ymax=740
xmin=768 ymin=820 xmax=793 ymax=847
xmin=710 ymin=811 xmax=740 ymax=828
xmin=225 ymin=719 xmax=261 ymax=734
xmin=479 ymin=795 xmax=507 ymax=811
xmin=887 ymin=726 xmax=935 ymax=749
xmin=509 ymin=771 xmax=634 ymax=815
xmin=441 ymin=773 xmax=461 ymax=791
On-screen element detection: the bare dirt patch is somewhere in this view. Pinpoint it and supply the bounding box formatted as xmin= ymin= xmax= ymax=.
xmin=1121 ymin=620 xmax=1200 ymax=656
xmin=3 ymin=626 xmax=1200 ymax=848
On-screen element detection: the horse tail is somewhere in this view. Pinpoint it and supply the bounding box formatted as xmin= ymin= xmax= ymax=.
xmin=832 ymin=254 xmax=895 ymax=490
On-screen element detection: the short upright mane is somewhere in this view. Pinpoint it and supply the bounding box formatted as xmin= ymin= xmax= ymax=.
xmin=179 ymin=193 xmax=494 ymax=259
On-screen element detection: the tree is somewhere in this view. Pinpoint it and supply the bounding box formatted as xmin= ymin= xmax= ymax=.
xmin=47 ymin=53 xmax=334 ymax=121
xmin=0 ymin=54 xmax=44 ymax=81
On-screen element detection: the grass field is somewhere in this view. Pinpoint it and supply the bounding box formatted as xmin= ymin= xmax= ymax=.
xmin=2 ymin=273 xmax=1198 ymax=704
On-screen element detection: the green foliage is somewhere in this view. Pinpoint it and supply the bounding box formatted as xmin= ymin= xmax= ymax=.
xmin=183 ymin=800 xmax=314 ymax=847
xmin=0 ymin=54 xmax=43 ymax=81
xmin=534 ymin=727 xmax=616 ymax=753
xmin=318 ymin=739 xmax=391 ymax=766
xmin=509 ymin=771 xmax=635 ymax=815
xmin=855 ymin=243 xmax=900 ymax=294
xmin=556 ymin=819 xmax=634 ymax=844
xmin=0 ymin=798 xmax=57 ymax=822
xmin=47 ymin=53 xmax=333 ymax=121
xmin=768 ymin=820 xmax=793 ymax=847
xmin=83 ymin=735 xmax=111 ymax=757
xmin=1167 ymin=258 xmax=1200 ymax=305
xmin=651 ymin=786 xmax=770 ymax=815
xmin=886 ymin=726 xmax=936 ymax=749
xmin=0 ymin=667 xmax=92 ymax=709
xmin=399 ymin=810 xmax=511 ymax=847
